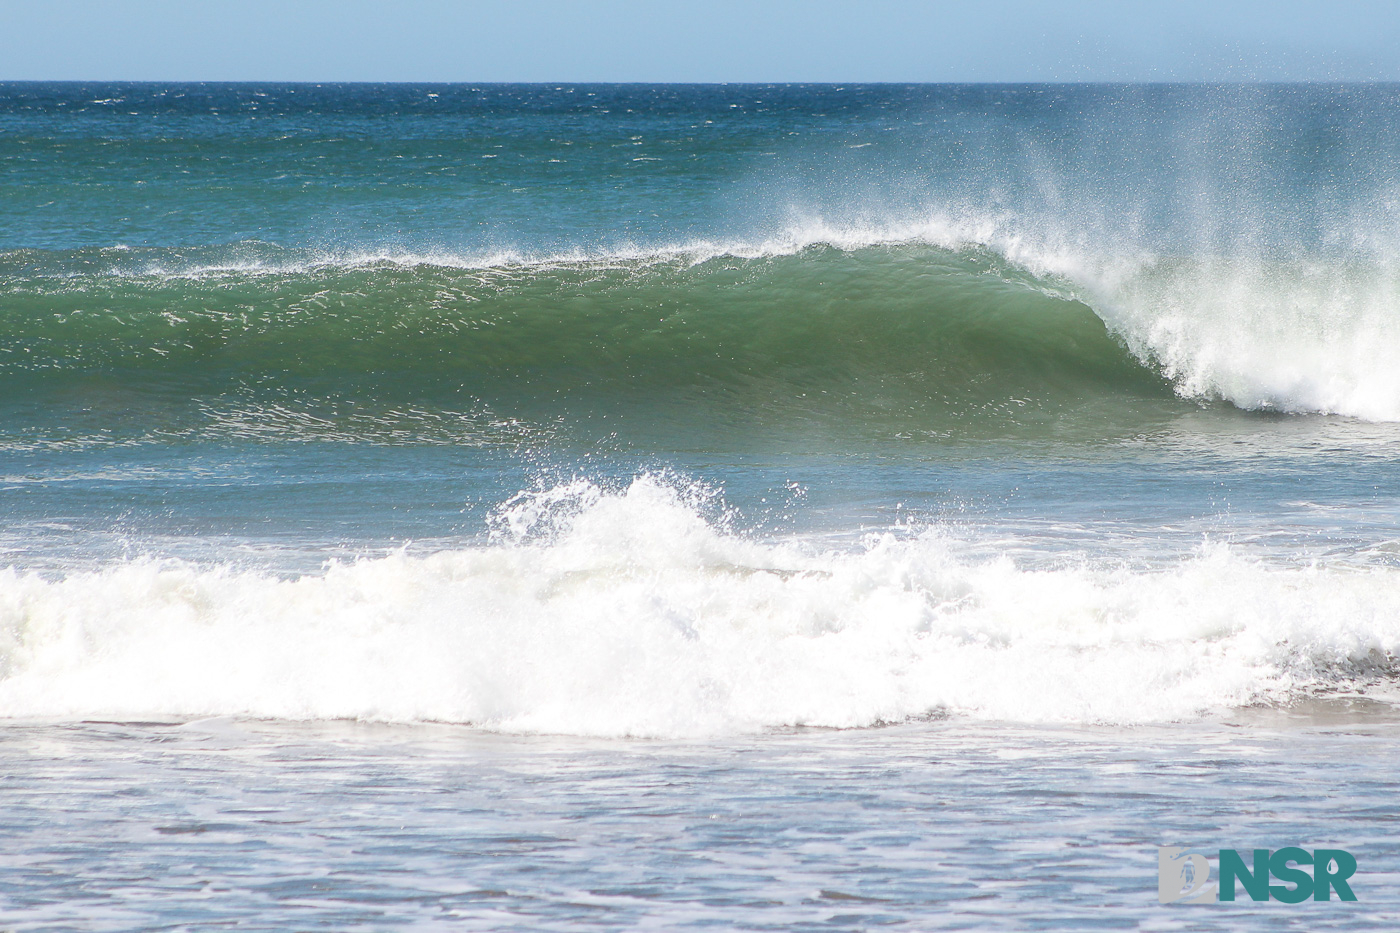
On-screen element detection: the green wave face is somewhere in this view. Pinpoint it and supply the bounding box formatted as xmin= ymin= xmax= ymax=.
xmin=0 ymin=244 xmax=1179 ymax=445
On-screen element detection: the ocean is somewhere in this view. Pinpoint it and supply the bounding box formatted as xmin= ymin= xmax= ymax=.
xmin=1 ymin=82 xmax=1399 ymax=929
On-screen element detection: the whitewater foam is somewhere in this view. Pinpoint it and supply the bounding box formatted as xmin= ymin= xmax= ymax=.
xmin=1102 ymin=257 xmax=1400 ymax=421
xmin=1 ymin=475 xmax=1396 ymax=737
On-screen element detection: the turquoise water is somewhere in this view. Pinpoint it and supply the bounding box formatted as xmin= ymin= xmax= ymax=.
xmin=2 ymin=83 xmax=1400 ymax=928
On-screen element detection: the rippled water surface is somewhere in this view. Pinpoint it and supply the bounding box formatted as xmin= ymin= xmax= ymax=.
xmin=1 ymin=715 xmax=1398 ymax=931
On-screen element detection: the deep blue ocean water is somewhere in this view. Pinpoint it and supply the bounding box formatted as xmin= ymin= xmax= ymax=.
xmin=2 ymin=83 xmax=1400 ymax=929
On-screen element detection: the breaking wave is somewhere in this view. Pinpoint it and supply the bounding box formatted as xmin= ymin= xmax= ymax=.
xmin=1 ymin=474 xmax=1397 ymax=736
xmin=4 ymin=223 xmax=1399 ymax=429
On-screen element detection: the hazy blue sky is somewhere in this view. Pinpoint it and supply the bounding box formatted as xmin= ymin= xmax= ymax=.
xmin=2 ymin=0 xmax=1398 ymax=82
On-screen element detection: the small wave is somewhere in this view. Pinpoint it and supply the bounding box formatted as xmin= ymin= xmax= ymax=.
xmin=0 ymin=475 xmax=1395 ymax=736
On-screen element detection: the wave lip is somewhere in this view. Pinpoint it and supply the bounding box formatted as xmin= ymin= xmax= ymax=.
xmin=0 ymin=217 xmax=1055 ymax=279
xmin=0 ymin=475 xmax=1396 ymax=737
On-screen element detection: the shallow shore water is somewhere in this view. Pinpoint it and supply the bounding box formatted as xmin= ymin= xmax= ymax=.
xmin=2 ymin=713 xmax=1398 ymax=931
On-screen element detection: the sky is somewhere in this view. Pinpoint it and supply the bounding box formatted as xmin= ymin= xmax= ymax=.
xmin=1 ymin=0 xmax=1399 ymax=83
